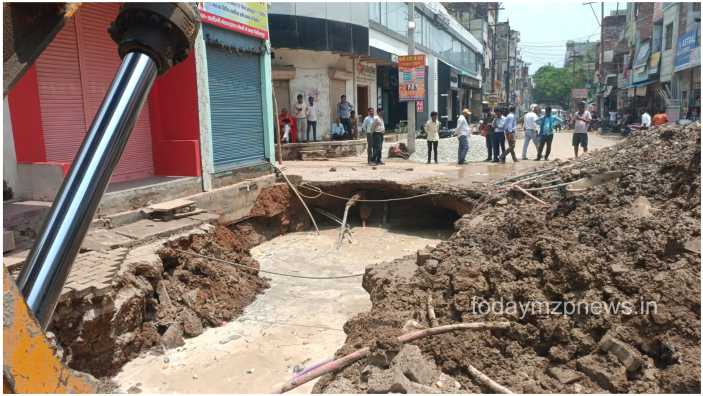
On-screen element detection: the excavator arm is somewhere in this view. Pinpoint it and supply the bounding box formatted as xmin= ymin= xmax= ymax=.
xmin=2 ymin=3 xmax=200 ymax=392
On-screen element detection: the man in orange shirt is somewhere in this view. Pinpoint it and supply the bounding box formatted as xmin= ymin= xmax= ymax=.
xmin=653 ymin=110 xmax=669 ymax=126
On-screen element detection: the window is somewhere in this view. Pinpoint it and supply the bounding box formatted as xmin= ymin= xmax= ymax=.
xmin=370 ymin=3 xmax=381 ymax=23
xmin=665 ymin=23 xmax=673 ymax=50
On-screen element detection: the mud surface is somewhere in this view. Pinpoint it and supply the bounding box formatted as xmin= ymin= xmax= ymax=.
xmin=315 ymin=123 xmax=701 ymax=393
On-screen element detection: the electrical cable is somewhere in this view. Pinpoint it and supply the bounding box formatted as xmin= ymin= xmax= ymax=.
xmin=175 ymin=249 xmax=365 ymax=279
xmin=297 ymin=183 xmax=439 ymax=203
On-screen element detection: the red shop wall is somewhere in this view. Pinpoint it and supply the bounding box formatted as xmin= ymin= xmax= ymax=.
xmin=148 ymin=54 xmax=202 ymax=177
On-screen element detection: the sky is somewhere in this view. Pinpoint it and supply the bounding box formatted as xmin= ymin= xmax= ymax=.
xmin=498 ymin=1 xmax=623 ymax=74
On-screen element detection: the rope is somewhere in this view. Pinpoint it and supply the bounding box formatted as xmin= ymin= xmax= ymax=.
xmin=297 ymin=183 xmax=439 ymax=203
xmin=175 ymin=249 xmax=364 ymax=280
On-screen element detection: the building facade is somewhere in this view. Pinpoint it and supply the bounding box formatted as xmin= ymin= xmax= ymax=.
xmin=4 ymin=2 xmax=276 ymax=200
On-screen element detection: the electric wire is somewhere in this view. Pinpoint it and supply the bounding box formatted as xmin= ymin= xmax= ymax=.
xmin=296 ymin=183 xmax=440 ymax=203
xmin=175 ymin=249 xmax=365 ymax=279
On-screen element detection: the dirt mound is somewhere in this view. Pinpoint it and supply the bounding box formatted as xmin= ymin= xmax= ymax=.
xmin=316 ymin=123 xmax=701 ymax=393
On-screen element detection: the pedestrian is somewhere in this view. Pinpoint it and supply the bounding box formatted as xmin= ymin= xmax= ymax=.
xmin=536 ymin=106 xmax=563 ymax=161
xmin=522 ymin=104 xmax=540 ymax=160
xmin=501 ymin=106 xmax=519 ymax=162
xmin=492 ymin=108 xmax=506 ymax=162
xmin=425 ymin=111 xmax=440 ymax=164
xmin=294 ymin=94 xmax=307 ymax=142
xmin=371 ymin=108 xmax=385 ymax=165
xmin=331 ymin=117 xmax=346 ymax=140
xmin=653 ymin=109 xmax=669 ymax=126
xmin=481 ymin=112 xmax=494 ymax=161
xmin=572 ymin=101 xmax=591 ymax=158
xmin=305 ymin=96 xmax=318 ymax=142
xmin=362 ymin=107 xmax=375 ymax=165
xmin=337 ymin=94 xmax=354 ymax=134
xmin=278 ymin=108 xmax=296 ymax=143
xmin=640 ymin=109 xmax=651 ymax=129
xmin=350 ymin=110 xmax=359 ymax=139
xmin=456 ymin=108 xmax=471 ymax=164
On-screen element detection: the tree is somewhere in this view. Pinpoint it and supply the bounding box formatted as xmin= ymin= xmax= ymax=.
xmin=531 ymin=65 xmax=574 ymax=109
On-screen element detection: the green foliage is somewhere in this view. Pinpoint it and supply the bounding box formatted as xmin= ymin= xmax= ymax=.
xmin=531 ymin=65 xmax=573 ymax=108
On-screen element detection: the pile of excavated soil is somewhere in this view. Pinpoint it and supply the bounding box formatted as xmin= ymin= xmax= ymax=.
xmin=49 ymin=182 xmax=310 ymax=378
xmin=315 ymin=123 xmax=701 ymax=394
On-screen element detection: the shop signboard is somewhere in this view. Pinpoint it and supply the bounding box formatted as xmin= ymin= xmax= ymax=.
xmin=198 ymin=2 xmax=269 ymax=40
xmin=674 ymin=30 xmax=700 ymax=72
xmin=398 ymin=54 xmax=426 ymax=102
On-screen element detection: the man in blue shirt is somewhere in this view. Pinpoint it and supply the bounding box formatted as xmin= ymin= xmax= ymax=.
xmin=536 ymin=106 xmax=563 ymax=161
xmin=492 ymin=108 xmax=506 ymax=162
xmin=500 ymin=106 xmax=519 ymax=162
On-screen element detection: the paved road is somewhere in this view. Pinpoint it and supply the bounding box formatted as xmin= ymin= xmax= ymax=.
xmin=283 ymin=131 xmax=622 ymax=187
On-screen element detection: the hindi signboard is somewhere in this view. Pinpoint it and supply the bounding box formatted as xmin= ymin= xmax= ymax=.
xmin=398 ymin=55 xmax=426 ymax=102
xmin=674 ymin=30 xmax=700 ymax=72
xmin=198 ymin=2 xmax=269 ymax=40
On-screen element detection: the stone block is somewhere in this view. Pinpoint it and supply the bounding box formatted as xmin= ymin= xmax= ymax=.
xmin=598 ymin=334 xmax=643 ymax=373
xmin=3 ymin=230 xmax=16 ymax=252
xmin=391 ymin=345 xmax=440 ymax=386
xmin=416 ymin=249 xmax=431 ymax=266
xmin=547 ymin=366 xmax=583 ymax=384
xmin=161 ymin=323 xmax=185 ymax=349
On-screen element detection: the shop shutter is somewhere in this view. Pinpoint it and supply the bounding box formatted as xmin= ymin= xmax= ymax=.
xmin=75 ymin=3 xmax=154 ymax=182
xmin=206 ymin=45 xmax=265 ymax=170
xmin=36 ymin=18 xmax=87 ymax=164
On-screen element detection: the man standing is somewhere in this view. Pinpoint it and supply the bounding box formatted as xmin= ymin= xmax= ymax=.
xmin=522 ymin=104 xmax=540 ymax=160
xmin=640 ymin=109 xmax=652 ymax=129
xmin=425 ymin=111 xmax=440 ymax=164
xmin=294 ymin=94 xmax=307 ymax=142
xmin=337 ymin=95 xmax=354 ymax=134
xmin=456 ymin=108 xmax=471 ymax=164
xmin=371 ymin=108 xmax=385 ymax=165
xmin=501 ymin=106 xmax=519 ymax=162
xmin=536 ymin=106 xmax=563 ymax=161
xmin=492 ymin=108 xmax=506 ymax=162
xmin=572 ymin=101 xmax=591 ymax=158
xmin=362 ymin=108 xmax=375 ymax=165
xmin=306 ymin=96 xmax=318 ymax=142
xmin=481 ymin=112 xmax=494 ymax=162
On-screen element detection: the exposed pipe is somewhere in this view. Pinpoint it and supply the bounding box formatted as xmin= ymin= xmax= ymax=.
xmin=16 ymin=52 xmax=158 ymax=329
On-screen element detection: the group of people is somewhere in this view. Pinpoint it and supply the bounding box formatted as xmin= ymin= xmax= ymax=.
xmin=361 ymin=107 xmax=386 ymax=165
xmin=278 ymin=94 xmax=357 ymax=143
xmin=482 ymin=101 xmax=592 ymax=162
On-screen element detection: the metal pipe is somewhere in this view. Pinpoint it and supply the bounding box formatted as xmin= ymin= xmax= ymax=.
xmin=16 ymin=51 xmax=158 ymax=329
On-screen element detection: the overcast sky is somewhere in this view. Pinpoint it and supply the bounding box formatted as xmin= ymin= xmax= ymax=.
xmin=498 ymin=1 xmax=623 ymax=74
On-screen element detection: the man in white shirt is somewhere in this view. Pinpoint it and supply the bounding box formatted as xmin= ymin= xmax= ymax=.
xmin=371 ymin=108 xmax=386 ymax=165
xmin=522 ymin=104 xmax=540 ymax=160
xmin=456 ymin=108 xmax=471 ymax=164
xmin=424 ymin=111 xmax=440 ymax=164
xmin=293 ymin=94 xmax=307 ymax=142
xmin=641 ymin=110 xmax=652 ymax=129
xmin=572 ymin=101 xmax=592 ymax=159
xmin=361 ymin=107 xmax=375 ymax=165
xmin=305 ymin=96 xmax=318 ymax=142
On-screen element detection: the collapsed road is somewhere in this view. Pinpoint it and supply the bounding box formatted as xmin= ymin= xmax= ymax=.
xmin=8 ymin=123 xmax=698 ymax=394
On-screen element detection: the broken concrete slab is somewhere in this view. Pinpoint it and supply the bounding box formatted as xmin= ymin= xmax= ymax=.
xmin=576 ymin=354 xmax=627 ymax=392
xmin=598 ymin=334 xmax=644 ymax=373
xmin=60 ymin=248 xmax=128 ymax=301
xmin=547 ymin=366 xmax=583 ymax=384
xmin=391 ymin=345 xmax=440 ymax=386
xmin=82 ymin=228 xmax=135 ymax=251
xmin=112 ymin=218 xmax=200 ymax=241
xmin=148 ymin=199 xmax=195 ymax=213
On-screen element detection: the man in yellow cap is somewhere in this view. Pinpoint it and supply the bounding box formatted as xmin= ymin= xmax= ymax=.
xmin=456 ymin=108 xmax=471 ymax=164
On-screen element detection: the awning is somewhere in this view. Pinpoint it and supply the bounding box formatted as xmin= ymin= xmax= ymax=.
xmin=624 ymin=79 xmax=657 ymax=89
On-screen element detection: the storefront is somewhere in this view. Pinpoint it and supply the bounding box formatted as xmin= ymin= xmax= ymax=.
xmin=673 ymin=29 xmax=701 ymax=118
xmin=6 ymin=3 xmax=201 ymax=199
xmin=196 ymin=3 xmax=274 ymax=189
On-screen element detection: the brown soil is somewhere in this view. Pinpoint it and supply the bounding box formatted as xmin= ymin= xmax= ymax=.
xmin=49 ymin=182 xmax=310 ymax=378
xmin=315 ymin=123 xmax=701 ymax=393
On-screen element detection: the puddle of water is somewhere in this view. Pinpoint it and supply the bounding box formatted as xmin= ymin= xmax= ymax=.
xmin=113 ymin=226 xmax=448 ymax=394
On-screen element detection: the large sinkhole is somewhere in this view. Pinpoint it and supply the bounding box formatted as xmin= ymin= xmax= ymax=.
xmin=47 ymin=180 xmax=474 ymax=391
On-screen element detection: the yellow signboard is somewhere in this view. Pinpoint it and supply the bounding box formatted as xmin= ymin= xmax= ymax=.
xmin=199 ymin=2 xmax=269 ymax=40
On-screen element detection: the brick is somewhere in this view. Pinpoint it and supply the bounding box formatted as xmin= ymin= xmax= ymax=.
xmin=598 ymin=334 xmax=643 ymax=373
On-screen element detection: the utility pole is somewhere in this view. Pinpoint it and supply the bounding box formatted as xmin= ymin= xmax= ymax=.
xmin=407 ymin=2 xmax=416 ymax=154
xmin=600 ymin=2 xmax=605 ymax=119
xmin=505 ymin=24 xmax=510 ymax=105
